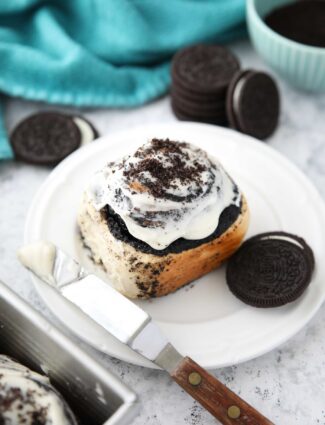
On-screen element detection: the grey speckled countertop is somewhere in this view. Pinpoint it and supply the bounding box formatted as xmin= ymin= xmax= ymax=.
xmin=1 ymin=40 xmax=325 ymax=425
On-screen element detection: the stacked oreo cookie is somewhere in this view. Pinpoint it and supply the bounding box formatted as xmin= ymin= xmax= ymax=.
xmin=171 ymin=44 xmax=280 ymax=140
xmin=171 ymin=45 xmax=240 ymax=126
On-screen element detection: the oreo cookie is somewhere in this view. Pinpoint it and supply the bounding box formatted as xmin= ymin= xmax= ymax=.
xmin=226 ymin=70 xmax=280 ymax=140
xmin=10 ymin=112 xmax=81 ymax=165
xmin=171 ymin=99 xmax=226 ymax=121
xmin=172 ymin=44 xmax=240 ymax=95
xmin=172 ymin=83 xmax=224 ymax=103
xmin=171 ymin=90 xmax=226 ymax=115
xmin=171 ymin=102 xmax=227 ymax=126
xmin=11 ymin=112 xmax=99 ymax=165
xmin=226 ymin=232 xmax=314 ymax=308
xmin=171 ymin=44 xmax=240 ymax=126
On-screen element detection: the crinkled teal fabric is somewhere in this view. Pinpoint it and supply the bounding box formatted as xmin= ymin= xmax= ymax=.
xmin=0 ymin=0 xmax=245 ymax=159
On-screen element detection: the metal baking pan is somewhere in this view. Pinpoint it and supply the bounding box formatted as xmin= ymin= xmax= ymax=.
xmin=0 ymin=280 xmax=138 ymax=425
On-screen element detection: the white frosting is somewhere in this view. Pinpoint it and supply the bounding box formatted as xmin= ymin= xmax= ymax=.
xmin=259 ymin=234 xmax=303 ymax=248
xmin=0 ymin=355 xmax=77 ymax=424
xmin=73 ymin=117 xmax=96 ymax=145
xmin=95 ymin=382 xmax=107 ymax=405
xmin=232 ymin=73 xmax=248 ymax=119
xmin=18 ymin=241 xmax=56 ymax=284
xmin=87 ymin=139 xmax=241 ymax=250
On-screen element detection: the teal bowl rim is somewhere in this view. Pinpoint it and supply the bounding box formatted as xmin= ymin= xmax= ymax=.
xmin=247 ymin=0 xmax=325 ymax=55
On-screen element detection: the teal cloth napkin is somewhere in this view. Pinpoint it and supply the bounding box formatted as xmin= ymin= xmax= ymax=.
xmin=0 ymin=0 xmax=245 ymax=160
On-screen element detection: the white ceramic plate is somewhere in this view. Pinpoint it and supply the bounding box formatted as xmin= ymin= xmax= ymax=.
xmin=25 ymin=122 xmax=325 ymax=369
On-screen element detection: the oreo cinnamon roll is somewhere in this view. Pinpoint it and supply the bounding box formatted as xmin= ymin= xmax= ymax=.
xmin=78 ymin=139 xmax=249 ymax=298
xmin=0 ymin=355 xmax=77 ymax=424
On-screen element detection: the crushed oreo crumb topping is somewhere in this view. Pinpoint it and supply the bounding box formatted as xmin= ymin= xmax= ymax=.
xmin=123 ymin=138 xmax=210 ymax=201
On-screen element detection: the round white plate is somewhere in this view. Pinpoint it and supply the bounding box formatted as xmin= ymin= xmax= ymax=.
xmin=25 ymin=122 xmax=325 ymax=369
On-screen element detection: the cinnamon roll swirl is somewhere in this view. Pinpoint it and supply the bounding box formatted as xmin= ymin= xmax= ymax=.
xmin=78 ymin=139 xmax=249 ymax=298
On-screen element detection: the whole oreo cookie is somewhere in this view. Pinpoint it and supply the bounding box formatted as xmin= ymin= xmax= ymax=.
xmin=11 ymin=112 xmax=81 ymax=165
xmin=226 ymin=232 xmax=314 ymax=307
xmin=171 ymin=44 xmax=240 ymax=126
xmin=226 ymin=70 xmax=280 ymax=140
xmin=172 ymin=44 xmax=240 ymax=95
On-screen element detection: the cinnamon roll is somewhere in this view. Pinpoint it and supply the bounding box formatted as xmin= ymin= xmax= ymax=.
xmin=0 ymin=355 xmax=77 ymax=424
xmin=78 ymin=138 xmax=249 ymax=298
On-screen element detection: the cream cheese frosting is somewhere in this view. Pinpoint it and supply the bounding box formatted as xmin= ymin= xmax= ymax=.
xmin=87 ymin=139 xmax=241 ymax=250
xmin=18 ymin=241 xmax=56 ymax=285
xmin=0 ymin=355 xmax=77 ymax=424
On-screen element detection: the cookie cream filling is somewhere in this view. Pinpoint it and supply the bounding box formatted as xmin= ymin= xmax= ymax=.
xmin=0 ymin=355 xmax=77 ymax=425
xmin=87 ymin=139 xmax=241 ymax=250
xmin=73 ymin=116 xmax=96 ymax=146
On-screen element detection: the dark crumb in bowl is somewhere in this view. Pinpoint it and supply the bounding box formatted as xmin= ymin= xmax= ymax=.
xmin=265 ymin=1 xmax=325 ymax=48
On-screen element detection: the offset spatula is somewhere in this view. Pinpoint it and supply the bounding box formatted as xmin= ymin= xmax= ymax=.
xmin=18 ymin=241 xmax=274 ymax=425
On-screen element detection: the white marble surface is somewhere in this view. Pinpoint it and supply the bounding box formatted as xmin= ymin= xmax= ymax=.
xmin=1 ymin=40 xmax=325 ymax=424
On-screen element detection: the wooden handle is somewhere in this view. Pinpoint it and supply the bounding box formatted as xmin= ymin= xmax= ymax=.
xmin=171 ymin=357 xmax=274 ymax=425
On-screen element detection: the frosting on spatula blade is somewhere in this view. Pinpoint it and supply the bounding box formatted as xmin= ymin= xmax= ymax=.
xmin=18 ymin=241 xmax=87 ymax=288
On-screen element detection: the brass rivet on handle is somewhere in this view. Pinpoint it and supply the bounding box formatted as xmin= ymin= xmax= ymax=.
xmin=188 ymin=372 xmax=202 ymax=386
xmin=227 ymin=405 xmax=241 ymax=419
